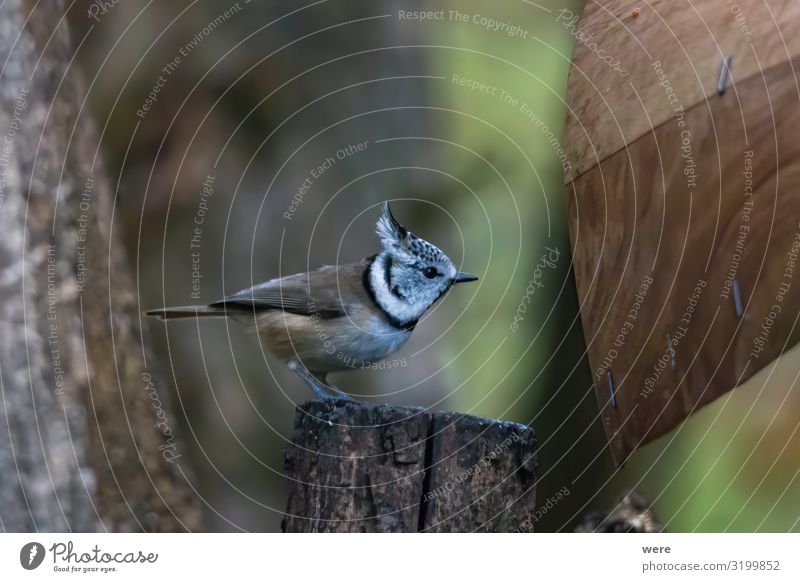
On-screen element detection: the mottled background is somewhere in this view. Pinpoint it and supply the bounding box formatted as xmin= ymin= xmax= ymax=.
xmin=68 ymin=0 xmax=800 ymax=531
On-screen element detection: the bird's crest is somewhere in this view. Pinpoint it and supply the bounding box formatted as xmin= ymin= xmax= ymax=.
xmin=376 ymin=202 xmax=408 ymax=251
xmin=376 ymin=202 xmax=445 ymax=266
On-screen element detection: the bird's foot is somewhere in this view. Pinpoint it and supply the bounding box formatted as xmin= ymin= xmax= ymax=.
xmin=288 ymin=361 xmax=353 ymax=401
xmin=325 ymin=381 xmax=354 ymax=401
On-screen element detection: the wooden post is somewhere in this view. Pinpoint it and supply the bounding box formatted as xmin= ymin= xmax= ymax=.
xmin=282 ymin=401 xmax=538 ymax=533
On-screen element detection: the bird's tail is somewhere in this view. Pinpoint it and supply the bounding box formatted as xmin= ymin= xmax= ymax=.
xmin=146 ymin=305 xmax=229 ymax=320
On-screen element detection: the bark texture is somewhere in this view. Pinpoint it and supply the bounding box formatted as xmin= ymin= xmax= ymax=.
xmin=283 ymin=401 xmax=537 ymax=532
xmin=0 ymin=0 xmax=200 ymax=532
xmin=574 ymin=491 xmax=663 ymax=533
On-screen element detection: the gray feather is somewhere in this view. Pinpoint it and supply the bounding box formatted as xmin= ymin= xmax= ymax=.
xmin=209 ymin=264 xmax=364 ymax=318
xmin=146 ymin=305 xmax=235 ymax=320
xmin=147 ymin=261 xmax=371 ymax=322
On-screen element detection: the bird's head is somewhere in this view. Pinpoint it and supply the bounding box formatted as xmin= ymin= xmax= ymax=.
xmin=368 ymin=202 xmax=478 ymax=327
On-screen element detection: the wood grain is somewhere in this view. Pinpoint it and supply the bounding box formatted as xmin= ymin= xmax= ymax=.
xmin=422 ymin=411 xmax=538 ymax=532
xmin=282 ymin=401 xmax=537 ymax=532
xmin=567 ymin=56 xmax=800 ymax=462
xmin=283 ymin=401 xmax=429 ymax=532
xmin=563 ymin=0 xmax=800 ymax=182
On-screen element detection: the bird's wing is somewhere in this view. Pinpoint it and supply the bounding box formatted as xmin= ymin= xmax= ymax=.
xmin=211 ymin=261 xmax=367 ymax=318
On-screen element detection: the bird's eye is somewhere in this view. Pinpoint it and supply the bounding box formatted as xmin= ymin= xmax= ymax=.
xmin=423 ymin=266 xmax=438 ymax=279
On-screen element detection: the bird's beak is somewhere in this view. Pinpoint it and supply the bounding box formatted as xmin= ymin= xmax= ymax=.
xmin=454 ymin=272 xmax=479 ymax=284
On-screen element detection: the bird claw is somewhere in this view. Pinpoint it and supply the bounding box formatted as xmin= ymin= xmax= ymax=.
xmin=309 ymin=383 xmax=339 ymax=401
xmin=325 ymin=383 xmax=354 ymax=401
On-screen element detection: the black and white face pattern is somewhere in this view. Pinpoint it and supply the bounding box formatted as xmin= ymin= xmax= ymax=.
xmin=368 ymin=202 xmax=461 ymax=327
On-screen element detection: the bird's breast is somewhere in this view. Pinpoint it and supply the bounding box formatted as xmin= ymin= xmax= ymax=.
xmin=255 ymin=309 xmax=412 ymax=373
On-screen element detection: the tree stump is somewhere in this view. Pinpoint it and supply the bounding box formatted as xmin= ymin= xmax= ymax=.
xmin=282 ymin=401 xmax=537 ymax=532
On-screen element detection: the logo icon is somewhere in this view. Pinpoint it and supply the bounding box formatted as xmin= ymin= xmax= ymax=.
xmin=20 ymin=542 xmax=45 ymax=570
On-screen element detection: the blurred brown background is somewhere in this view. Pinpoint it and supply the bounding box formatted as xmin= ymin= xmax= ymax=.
xmin=68 ymin=0 xmax=799 ymax=531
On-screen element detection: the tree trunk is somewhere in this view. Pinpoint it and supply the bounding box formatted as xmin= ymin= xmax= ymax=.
xmin=282 ymin=401 xmax=537 ymax=532
xmin=0 ymin=0 xmax=200 ymax=532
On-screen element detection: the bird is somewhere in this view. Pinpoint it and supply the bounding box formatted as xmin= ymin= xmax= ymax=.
xmin=147 ymin=202 xmax=478 ymax=400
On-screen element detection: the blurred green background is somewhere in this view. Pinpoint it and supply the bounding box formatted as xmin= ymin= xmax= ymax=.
xmin=69 ymin=0 xmax=799 ymax=531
